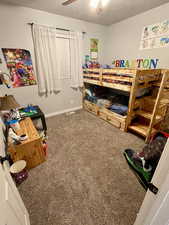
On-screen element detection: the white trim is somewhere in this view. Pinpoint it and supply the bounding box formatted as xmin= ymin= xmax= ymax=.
xmin=45 ymin=106 xmax=82 ymax=118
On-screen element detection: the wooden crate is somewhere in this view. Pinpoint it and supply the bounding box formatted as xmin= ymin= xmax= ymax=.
xmin=8 ymin=117 xmax=46 ymax=169
xmin=83 ymin=100 xmax=99 ymax=115
xmin=99 ymin=108 xmax=126 ymax=131
xmin=83 ymin=99 xmax=127 ymax=131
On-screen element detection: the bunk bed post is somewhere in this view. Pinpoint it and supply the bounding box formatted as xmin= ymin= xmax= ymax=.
xmin=82 ymin=86 xmax=85 ymax=105
xmin=125 ymin=70 xmax=140 ymax=131
xmin=145 ymin=70 xmax=169 ymax=143
xmin=99 ymin=68 xmax=103 ymax=85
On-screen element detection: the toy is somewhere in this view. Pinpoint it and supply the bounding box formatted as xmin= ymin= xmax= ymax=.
xmin=11 ymin=68 xmax=22 ymax=87
xmin=0 ymin=71 xmax=11 ymax=88
xmin=124 ymin=132 xmax=168 ymax=190
xmin=8 ymin=128 xmax=28 ymax=145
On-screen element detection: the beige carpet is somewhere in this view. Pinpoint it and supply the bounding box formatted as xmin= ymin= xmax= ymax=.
xmin=19 ymin=110 xmax=146 ymax=225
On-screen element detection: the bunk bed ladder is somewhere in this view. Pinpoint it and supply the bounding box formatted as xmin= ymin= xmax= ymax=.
xmin=145 ymin=70 xmax=169 ymax=142
xmin=125 ymin=70 xmax=140 ymax=130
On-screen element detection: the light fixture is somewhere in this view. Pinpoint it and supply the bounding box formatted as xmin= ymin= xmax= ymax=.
xmin=90 ymin=0 xmax=110 ymax=11
xmin=90 ymin=0 xmax=100 ymax=9
xmin=101 ymin=0 xmax=110 ymax=7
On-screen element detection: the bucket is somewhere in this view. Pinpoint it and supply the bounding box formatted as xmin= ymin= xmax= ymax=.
xmin=10 ymin=160 xmax=28 ymax=185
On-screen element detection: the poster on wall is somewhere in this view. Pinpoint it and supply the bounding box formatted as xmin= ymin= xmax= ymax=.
xmin=2 ymin=48 xmax=37 ymax=88
xmin=140 ymin=19 xmax=169 ymax=50
xmin=90 ymin=38 xmax=99 ymax=60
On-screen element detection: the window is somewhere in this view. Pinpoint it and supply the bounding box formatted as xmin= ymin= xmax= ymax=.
xmin=56 ymin=37 xmax=71 ymax=80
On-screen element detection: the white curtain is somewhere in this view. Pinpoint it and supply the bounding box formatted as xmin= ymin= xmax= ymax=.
xmin=69 ymin=31 xmax=83 ymax=88
xmin=32 ymin=24 xmax=83 ymax=95
xmin=0 ymin=117 xmax=6 ymax=157
xmin=33 ymin=24 xmax=62 ymax=95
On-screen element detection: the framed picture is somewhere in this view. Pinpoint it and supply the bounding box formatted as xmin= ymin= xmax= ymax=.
xmin=2 ymin=48 xmax=37 ymax=88
xmin=90 ymin=38 xmax=99 ymax=60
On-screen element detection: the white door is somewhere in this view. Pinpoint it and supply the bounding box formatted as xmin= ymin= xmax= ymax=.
xmin=134 ymin=139 xmax=169 ymax=225
xmin=0 ymin=160 xmax=30 ymax=225
xmin=143 ymin=171 xmax=169 ymax=225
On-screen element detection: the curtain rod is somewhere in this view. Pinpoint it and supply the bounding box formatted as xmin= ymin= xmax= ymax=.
xmin=28 ymin=22 xmax=86 ymax=34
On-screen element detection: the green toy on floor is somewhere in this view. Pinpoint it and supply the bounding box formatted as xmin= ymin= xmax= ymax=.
xmin=124 ymin=132 xmax=168 ymax=190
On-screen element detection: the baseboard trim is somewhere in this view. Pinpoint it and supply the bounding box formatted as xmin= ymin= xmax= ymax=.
xmin=45 ymin=106 xmax=82 ymax=118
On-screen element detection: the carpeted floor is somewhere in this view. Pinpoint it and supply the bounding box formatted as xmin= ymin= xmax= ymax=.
xmin=19 ymin=110 xmax=146 ymax=225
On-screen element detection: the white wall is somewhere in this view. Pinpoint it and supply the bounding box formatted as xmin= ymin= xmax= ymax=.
xmin=2 ymin=2 xmax=169 ymax=116
xmin=105 ymin=2 xmax=169 ymax=68
xmin=0 ymin=3 xmax=107 ymax=116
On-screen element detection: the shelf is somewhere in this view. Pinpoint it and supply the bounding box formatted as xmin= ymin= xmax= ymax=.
xmin=136 ymin=110 xmax=162 ymax=122
xmin=138 ymin=82 xmax=154 ymax=89
xmin=138 ymin=76 xmax=159 ymax=84
xmin=134 ymin=96 xmax=152 ymax=108
xmin=134 ymin=96 xmax=168 ymax=111
xmin=143 ymin=96 xmax=156 ymax=103
xmin=153 ymin=82 xmax=169 ymax=89
xmin=128 ymin=123 xmax=157 ymax=137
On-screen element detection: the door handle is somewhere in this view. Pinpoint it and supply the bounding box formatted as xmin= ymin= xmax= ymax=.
xmin=148 ymin=183 xmax=158 ymax=195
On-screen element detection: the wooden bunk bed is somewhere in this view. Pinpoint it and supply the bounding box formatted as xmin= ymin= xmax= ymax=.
xmin=83 ymin=68 xmax=169 ymax=142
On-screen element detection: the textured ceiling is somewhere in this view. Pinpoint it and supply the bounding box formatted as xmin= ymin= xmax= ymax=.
xmin=1 ymin=0 xmax=169 ymax=25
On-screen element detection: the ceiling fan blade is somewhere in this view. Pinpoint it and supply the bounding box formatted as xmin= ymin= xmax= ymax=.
xmin=62 ymin=0 xmax=78 ymax=6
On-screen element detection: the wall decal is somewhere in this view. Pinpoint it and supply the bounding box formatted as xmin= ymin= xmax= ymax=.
xmin=2 ymin=48 xmax=36 ymax=88
xmin=112 ymin=58 xmax=159 ymax=69
xmin=140 ymin=20 xmax=169 ymax=49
